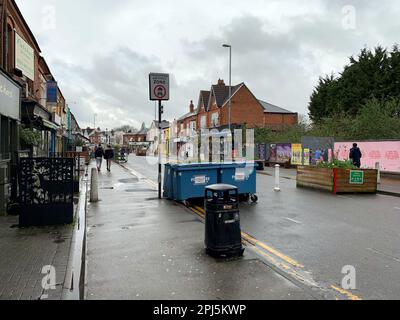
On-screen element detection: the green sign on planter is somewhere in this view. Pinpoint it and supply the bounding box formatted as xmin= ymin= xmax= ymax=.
xmin=349 ymin=170 xmax=364 ymax=184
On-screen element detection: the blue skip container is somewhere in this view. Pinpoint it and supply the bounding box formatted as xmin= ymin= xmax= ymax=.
xmin=163 ymin=164 xmax=174 ymax=199
xmin=171 ymin=163 xmax=220 ymax=201
xmin=219 ymin=162 xmax=257 ymax=201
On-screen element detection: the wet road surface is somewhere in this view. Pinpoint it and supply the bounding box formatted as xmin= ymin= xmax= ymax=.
xmin=85 ymin=163 xmax=314 ymax=300
xmin=123 ymin=155 xmax=400 ymax=299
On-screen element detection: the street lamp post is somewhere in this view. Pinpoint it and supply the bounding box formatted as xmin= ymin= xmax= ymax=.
xmin=223 ymin=44 xmax=232 ymax=131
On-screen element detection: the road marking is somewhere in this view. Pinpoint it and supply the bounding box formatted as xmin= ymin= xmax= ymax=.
xmin=284 ymin=217 xmax=302 ymax=225
xmin=337 ymin=195 xmax=355 ymax=200
xmin=394 ymin=207 xmax=400 ymax=210
xmin=241 ymin=233 xmax=305 ymax=268
xmin=120 ymin=164 xmax=158 ymax=189
xmin=331 ymin=285 xmax=362 ymax=301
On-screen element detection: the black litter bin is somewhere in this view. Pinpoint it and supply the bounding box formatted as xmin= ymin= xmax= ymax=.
xmin=205 ymin=184 xmax=245 ymax=258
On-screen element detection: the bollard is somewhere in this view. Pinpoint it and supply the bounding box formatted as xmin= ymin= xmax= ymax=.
xmin=90 ymin=168 xmax=99 ymax=202
xmin=274 ymin=164 xmax=281 ymax=192
xmin=375 ymin=162 xmax=381 ymax=185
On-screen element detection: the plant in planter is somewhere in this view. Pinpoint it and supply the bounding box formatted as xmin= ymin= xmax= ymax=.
xmin=297 ymin=160 xmax=378 ymax=194
xmin=316 ymin=159 xmax=358 ymax=170
xmin=20 ymin=128 xmax=42 ymax=149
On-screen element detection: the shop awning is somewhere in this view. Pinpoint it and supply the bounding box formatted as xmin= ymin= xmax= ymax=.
xmin=42 ymin=119 xmax=59 ymax=131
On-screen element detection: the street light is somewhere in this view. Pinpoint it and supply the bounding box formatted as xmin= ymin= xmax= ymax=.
xmin=223 ymin=44 xmax=232 ymax=131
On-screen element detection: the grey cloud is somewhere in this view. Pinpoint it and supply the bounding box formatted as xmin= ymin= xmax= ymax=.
xmin=16 ymin=0 xmax=400 ymax=127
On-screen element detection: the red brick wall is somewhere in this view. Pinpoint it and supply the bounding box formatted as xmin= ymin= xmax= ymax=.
xmin=220 ymin=85 xmax=265 ymax=128
xmin=123 ymin=134 xmax=147 ymax=145
xmin=197 ymin=104 xmax=208 ymax=129
xmin=177 ymin=84 xmax=298 ymax=132
xmin=2 ymin=0 xmax=41 ymax=101
xmin=265 ymin=113 xmax=298 ymax=128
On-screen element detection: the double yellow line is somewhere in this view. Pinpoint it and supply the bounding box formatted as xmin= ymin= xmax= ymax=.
xmin=191 ymin=205 xmax=303 ymax=268
xmin=189 ymin=205 xmax=362 ymax=301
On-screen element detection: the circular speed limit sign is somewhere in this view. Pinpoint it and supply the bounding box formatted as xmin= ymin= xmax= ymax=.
xmin=154 ymin=85 xmax=167 ymax=99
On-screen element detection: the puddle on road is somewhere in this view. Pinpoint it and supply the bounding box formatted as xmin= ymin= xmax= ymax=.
xmin=91 ymin=224 xmax=104 ymax=228
xmin=119 ymin=178 xmax=139 ymax=184
xmin=145 ymin=197 xmax=160 ymax=201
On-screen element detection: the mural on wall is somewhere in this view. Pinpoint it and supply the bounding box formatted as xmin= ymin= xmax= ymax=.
xmin=291 ymin=144 xmax=302 ymax=165
xmin=276 ymin=144 xmax=292 ymax=163
xmin=303 ymin=148 xmax=310 ymax=165
xmin=301 ymin=137 xmax=334 ymax=165
xmin=269 ymin=144 xmax=277 ymax=162
xmin=335 ymin=141 xmax=400 ymax=173
xmin=256 ymin=144 xmax=267 ymax=160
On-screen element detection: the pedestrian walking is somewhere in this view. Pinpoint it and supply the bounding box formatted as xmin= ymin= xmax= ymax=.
xmin=104 ymin=144 xmax=115 ymax=172
xmin=349 ymin=143 xmax=362 ymax=168
xmin=95 ymin=144 xmax=104 ymax=172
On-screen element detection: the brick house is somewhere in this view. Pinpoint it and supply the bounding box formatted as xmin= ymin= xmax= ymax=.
xmin=178 ymin=79 xmax=298 ymax=135
xmin=177 ymin=101 xmax=197 ymax=138
xmin=122 ymin=123 xmax=149 ymax=152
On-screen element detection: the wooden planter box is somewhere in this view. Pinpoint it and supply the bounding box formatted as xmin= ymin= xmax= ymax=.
xmin=297 ymin=166 xmax=378 ymax=194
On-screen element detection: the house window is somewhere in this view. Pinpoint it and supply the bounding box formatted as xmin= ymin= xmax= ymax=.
xmin=211 ymin=112 xmax=219 ymax=127
xmin=6 ymin=25 xmax=14 ymax=71
xmin=201 ymin=116 xmax=206 ymax=129
xmin=189 ymin=121 xmax=196 ymax=132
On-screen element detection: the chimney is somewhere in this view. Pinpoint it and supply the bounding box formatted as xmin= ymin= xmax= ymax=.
xmin=217 ymin=79 xmax=225 ymax=86
xmin=189 ymin=100 xmax=195 ymax=113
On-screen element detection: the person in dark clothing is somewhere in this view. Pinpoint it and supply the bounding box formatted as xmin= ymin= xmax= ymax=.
xmin=104 ymin=145 xmax=115 ymax=172
xmin=95 ymin=144 xmax=104 ymax=172
xmin=349 ymin=143 xmax=362 ymax=168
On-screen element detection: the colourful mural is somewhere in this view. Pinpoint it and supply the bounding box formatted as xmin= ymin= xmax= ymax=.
xmin=335 ymin=141 xmax=400 ymax=173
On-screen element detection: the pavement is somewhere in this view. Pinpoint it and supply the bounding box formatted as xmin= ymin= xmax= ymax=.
xmin=0 ymin=208 xmax=75 ymax=300
xmin=0 ymin=172 xmax=87 ymax=301
xmin=85 ymin=162 xmax=317 ymax=300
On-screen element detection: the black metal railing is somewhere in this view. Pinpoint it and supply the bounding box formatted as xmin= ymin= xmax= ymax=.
xmin=17 ymin=157 xmax=74 ymax=227
xmin=18 ymin=157 xmax=74 ymax=205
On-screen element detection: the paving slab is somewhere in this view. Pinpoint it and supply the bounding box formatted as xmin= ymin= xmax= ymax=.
xmin=0 ymin=215 xmax=74 ymax=300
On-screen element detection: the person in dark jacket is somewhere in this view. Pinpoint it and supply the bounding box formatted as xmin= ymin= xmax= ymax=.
xmin=349 ymin=143 xmax=362 ymax=168
xmin=104 ymin=145 xmax=115 ymax=172
xmin=95 ymin=144 xmax=104 ymax=172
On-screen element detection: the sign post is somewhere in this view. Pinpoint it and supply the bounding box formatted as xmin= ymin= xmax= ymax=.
xmin=149 ymin=73 xmax=170 ymax=199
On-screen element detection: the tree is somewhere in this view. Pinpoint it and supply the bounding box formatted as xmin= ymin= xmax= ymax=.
xmin=351 ymin=98 xmax=400 ymax=140
xmin=308 ymin=74 xmax=339 ymax=122
xmin=113 ymin=125 xmax=138 ymax=133
xmin=308 ymin=45 xmax=400 ymax=121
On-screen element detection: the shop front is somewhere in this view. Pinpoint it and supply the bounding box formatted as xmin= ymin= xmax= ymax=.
xmin=21 ymin=101 xmax=55 ymax=157
xmin=0 ymin=69 xmax=21 ymax=215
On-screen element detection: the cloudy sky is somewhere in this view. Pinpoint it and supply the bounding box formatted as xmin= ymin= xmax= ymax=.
xmin=15 ymin=0 xmax=400 ymax=130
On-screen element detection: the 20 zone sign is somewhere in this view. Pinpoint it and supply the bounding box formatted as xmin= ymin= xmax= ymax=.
xmin=149 ymin=73 xmax=170 ymax=101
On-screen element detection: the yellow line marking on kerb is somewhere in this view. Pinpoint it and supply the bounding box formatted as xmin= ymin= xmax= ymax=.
xmin=331 ymin=285 xmax=362 ymax=301
xmin=193 ymin=205 xmax=304 ymax=269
